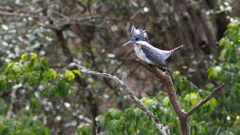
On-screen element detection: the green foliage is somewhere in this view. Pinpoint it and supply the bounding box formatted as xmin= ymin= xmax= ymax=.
xmin=93 ymin=104 xmax=164 ymax=135
xmin=1 ymin=53 xmax=76 ymax=97
xmin=88 ymin=92 xmax=220 ymax=134
xmin=0 ymin=53 xmax=78 ymax=134
xmin=207 ymin=20 xmax=240 ymax=134
xmin=29 ymin=98 xmax=40 ymax=110
xmin=0 ymin=114 xmax=50 ymax=135
xmin=77 ymin=124 xmax=92 ymax=135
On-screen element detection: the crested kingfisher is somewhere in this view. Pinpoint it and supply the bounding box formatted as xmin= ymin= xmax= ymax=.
xmin=123 ymin=26 xmax=184 ymax=70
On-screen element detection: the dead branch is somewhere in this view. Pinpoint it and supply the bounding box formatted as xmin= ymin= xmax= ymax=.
xmin=136 ymin=58 xmax=224 ymax=135
xmin=75 ymin=63 xmax=170 ymax=135
xmin=75 ymin=57 xmax=224 ymax=135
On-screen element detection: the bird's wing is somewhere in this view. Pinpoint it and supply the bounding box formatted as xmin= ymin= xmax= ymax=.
xmin=141 ymin=45 xmax=168 ymax=68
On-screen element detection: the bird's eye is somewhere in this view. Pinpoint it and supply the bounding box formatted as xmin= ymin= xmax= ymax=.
xmin=135 ymin=38 xmax=139 ymax=41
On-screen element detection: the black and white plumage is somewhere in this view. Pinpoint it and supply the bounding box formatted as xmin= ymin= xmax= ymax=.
xmin=123 ymin=25 xmax=184 ymax=69
xmin=133 ymin=41 xmax=184 ymax=69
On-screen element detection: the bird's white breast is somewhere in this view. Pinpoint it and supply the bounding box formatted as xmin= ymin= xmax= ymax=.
xmin=134 ymin=45 xmax=154 ymax=64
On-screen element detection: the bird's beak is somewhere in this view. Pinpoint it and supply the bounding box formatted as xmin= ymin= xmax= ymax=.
xmin=123 ymin=40 xmax=135 ymax=46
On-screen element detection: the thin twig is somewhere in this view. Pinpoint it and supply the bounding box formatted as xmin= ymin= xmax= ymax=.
xmin=186 ymin=83 xmax=224 ymax=117
xmin=215 ymin=126 xmax=221 ymax=135
xmin=0 ymin=10 xmax=47 ymax=19
xmin=74 ymin=63 xmax=170 ymax=135
xmin=50 ymin=10 xmax=69 ymax=20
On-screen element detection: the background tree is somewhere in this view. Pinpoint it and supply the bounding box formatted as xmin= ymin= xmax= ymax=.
xmin=0 ymin=0 xmax=239 ymax=134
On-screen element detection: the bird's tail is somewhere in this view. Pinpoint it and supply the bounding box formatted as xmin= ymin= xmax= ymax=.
xmin=170 ymin=45 xmax=184 ymax=54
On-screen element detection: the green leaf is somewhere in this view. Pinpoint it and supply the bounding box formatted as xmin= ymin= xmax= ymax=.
xmin=0 ymin=75 xmax=7 ymax=90
xmin=10 ymin=62 xmax=24 ymax=73
xmin=30 ymin=98 xmax=39 ymax=109
xmin=72 ymin=70 xmax=81 ymax=76
xmin=220 ymin=48 xmax=227 ymax=58
xmin=95 ymin=115 xmax=105 ymax=127
xmin=49 ymin=69 xmax=57 ymax=79
xmin=206 ymin=98 xmax=217 ymax=108
xmin=78 ymin=124 xmax=92 ymax=135
xmin=162 ymin=96 xmax=170 ymax=106
xmin=30 ymin=53 xmax=37 ymax=59
xmin=107 ymin=108 xmax=120 ymax=119
xmin=184 ymin=93 xmax=198 ymax=105
xmin=65 ymin=70 xmax=75 ymax=81
xmin=218 ymin=38 xmax=226 ymax=46
xmin=21 ymin=54 xmax=28 ymax=61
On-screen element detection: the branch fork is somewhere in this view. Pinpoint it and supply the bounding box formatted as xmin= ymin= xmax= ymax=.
xmin=75 ymin=58 xmax=224 ymax=135
xmin=136 ymin=58 xmax=224 ymax=135
xmin=75 ymin=62 xmax=170 ymax=135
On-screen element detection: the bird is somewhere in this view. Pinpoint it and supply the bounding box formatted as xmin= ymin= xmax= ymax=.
xmin=123 ymin=26 xmax=184 ymax=70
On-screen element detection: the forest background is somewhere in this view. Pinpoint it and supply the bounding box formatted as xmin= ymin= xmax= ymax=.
xmin=0 ymin=0 xmax=239 ymax=134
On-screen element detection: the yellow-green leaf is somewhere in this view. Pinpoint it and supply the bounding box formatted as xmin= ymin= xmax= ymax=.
xmin=206 ymin=98 xmax=217 ymax=108
xmin=162 ymin=96 xmax=170 ymax=106
xmin=65 ymin=70 xmax=75 ymax=81
xmin=30 ymin=53 xmax=37 ymax=59
xmin=21 ymin=54 xmax=28 ymax=61
xmin=184 ymin=93 xmax=198 ymax=105
xmin=72 ymin=70 xmax=81 ymax=76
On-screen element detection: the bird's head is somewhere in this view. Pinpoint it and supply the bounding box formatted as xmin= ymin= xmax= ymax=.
xmin=123 ymin=25 xmax=149 ymax=46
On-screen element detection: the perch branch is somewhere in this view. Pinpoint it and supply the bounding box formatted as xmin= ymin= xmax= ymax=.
xmin=74 ymin=63 xmax=170 ymax=135
xmin=136 ymin=58 xmax=185 ymax=115
xmin=136 ymin=58 xmax=224 ymax=135
xmin=136 ymin=58 xmax=188 ymax=135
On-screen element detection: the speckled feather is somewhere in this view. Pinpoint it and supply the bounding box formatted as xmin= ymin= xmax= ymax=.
xmin=137 ymin=41 xmax=184 ymax=68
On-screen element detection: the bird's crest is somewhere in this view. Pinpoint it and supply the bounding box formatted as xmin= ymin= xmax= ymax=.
xmin=130 ymin=25 xmax=149 ymax=43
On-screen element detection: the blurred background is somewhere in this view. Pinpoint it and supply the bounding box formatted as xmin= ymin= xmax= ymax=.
xmin=0 ymin=0 xmax=239 ymax=134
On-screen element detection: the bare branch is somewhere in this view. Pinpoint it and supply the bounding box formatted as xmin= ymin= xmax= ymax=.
xmin=136 ymin=57 xmax=225 ymax=135
xmin=136 ymin=58 xmax=188 ymax=135
xmin=186 ymin=83 xmax=224 ymax=117
xmin=122 ymin=73 xmax=128 ymax=84
xmin=0 ymin=10 xmax=47 ymax=19
xmin=74 ymin=63 xmax=170 ymax=135
xmin=50 ymin=10 xmax=70 ymax=20
xmin=136 ymin=58 xmax=185 ymax=116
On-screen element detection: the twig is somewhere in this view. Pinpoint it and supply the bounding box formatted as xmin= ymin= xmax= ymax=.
xmin=0 ymin=10 xmax=47 ymax=19
xmin=215 ymin=126 xmax=221 ymax=135
xmin=186 ymin=83 xmax=224 ymax=117
xmin=50 ymin=10 xmax=69 ymax=20
xmin=74 ymin=63 xmax=170 ymax=135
